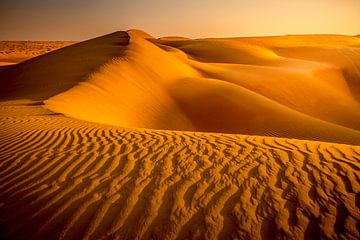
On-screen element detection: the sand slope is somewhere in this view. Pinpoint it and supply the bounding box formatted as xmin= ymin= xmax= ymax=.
xmin=40 ymin=31 xmax=360 ymax=144
xmin=0 ymin=31 xmax=360 ymax=239
xmin=0 ymin=32 xmax=129 ymax=100
xmin=1 ymin=31 xmax=359 ymax=143
xmin=0 ymin=103 xmax=359 ymax=239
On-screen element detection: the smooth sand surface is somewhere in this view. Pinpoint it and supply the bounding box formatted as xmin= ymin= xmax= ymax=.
xmin=0 ymin=30 xmax=359 ymax=239
xmin=42 ymin=30 xmax=360 ymax=144
xmin=0 ymin=32 xmax=129 ymax=100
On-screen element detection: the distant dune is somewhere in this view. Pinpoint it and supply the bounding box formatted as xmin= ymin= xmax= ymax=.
xmin=0 ymin=41 xmax=75 ymax=66
xmin=0 ymin=30 xmax=359 ymax=239
xmin=158 ymin=36 xmax=191 ymax=41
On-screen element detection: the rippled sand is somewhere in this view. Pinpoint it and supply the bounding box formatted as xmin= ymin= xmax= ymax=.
xmin=0 ymin=31 xmax=359 ymax=239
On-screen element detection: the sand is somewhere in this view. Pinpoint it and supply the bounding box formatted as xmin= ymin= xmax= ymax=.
xmin=0 ymin=30 xmax=359 ymax=239
xmin=40 ymin=31 xmax=360 ymax=144
xmin=0 ymin=41 xmax=75 ymax=66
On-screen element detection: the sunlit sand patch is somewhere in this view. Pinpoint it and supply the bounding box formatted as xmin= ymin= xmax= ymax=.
xmin=0 ymin=30 xmax=359 ymax=239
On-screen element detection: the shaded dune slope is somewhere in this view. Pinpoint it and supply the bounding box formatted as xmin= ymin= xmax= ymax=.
xmin=38 ymin=31 xmax=360 ymax=144
xmin=0 ymin=32 xmax=129 ymax=100
xmin=0 ymin=106 xmax=359 ymax=239
xmin=0 ymin=41 xmax=75 ymax=66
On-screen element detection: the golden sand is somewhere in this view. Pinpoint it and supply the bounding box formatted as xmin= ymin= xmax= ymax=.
xmin=0 ymin=30 xmax=359 ymax=239
xmin=0 ymin=41 xmax=75 ymax=66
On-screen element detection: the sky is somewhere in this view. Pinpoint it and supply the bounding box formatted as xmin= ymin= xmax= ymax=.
xmin=0 ymin=0 xmax=359 ymax=40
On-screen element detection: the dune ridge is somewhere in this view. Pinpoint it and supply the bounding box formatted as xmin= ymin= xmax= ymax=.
xmin=0 ymin=103 xmax=359 ymax=239
xmin=1 ymin=31 xmax=359 ymax=144
xmin=0 ymin=32 xmax=129 ymax=100
xmin=0 ymin=30 xmax=360 ymax=239
xmin=40 ymin=30 xmax=360 ymax=144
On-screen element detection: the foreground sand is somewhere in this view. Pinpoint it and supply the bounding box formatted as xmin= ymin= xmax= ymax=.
xmin=0 ymin=103 xmax=359 ymax=239
xmin=0 ymin=31 xmax=360 ymax=239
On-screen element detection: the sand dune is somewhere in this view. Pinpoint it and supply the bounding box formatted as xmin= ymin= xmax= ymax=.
xmin=0 ymin=41 xmax=75 ymax=66
xmin=0 ymin=30 xmax=360 ymax=239
xmin=41 ymin=31 xmax=360 ymax=144
xmin=0 ymin=32 xmax=129 ymax=100
xmin=0 ymin=103 xmax=359 ymax=239
xmin=1 ymin=31 xmax=359 ymax=143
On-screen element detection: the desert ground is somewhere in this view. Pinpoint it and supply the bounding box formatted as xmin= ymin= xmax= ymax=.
xmin=0 ymin=30 xmax=359 ymax=239
xmin=0 ymin=41 xmax=75 ymax=66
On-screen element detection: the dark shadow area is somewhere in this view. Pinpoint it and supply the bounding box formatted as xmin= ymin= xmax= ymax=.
xmin=342 ymin=68 xmax=360 ymax=104
xmin=25 ymin=101 xmax=44 ymax=106
xmin=260 ymin=217 xmax=277 ymax=240
xmin=0 ymin=31 xmax=129 ymax=101
xmin=0 ymin=65 xmax=13 ymax=73
xmin=304 ymin=216 xmax=321 ymax=240
xmin=334 ymin=203 xmax=348 ymax=235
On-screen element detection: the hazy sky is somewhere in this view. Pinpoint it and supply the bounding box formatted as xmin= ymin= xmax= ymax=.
xmin=1 ymin=0 xmax=359 ymax=40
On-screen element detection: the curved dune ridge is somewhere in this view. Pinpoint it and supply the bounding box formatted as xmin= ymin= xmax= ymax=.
xmin=41 ymin=30 xmax=360 ymax=144
xmin=0 ymin=32 xmax=129 ymax=100
xmin=0 ymin=104 xmax=359 ymax=239
xmin=0 ymin=31 xmax=360 ymax=239
xmin=0 ymin=30 xmax=359 ymax=143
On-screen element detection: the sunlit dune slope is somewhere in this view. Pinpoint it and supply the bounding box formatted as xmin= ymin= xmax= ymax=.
xmin=0 ymin=103 xmax=359 ymax=239
xmin=157 ymin=35 xmax=360 ymax=130
xmin=37 ymin=31 xmax=360 ymax=144
xmin=0 ymin=30 xmax=359 ymax=144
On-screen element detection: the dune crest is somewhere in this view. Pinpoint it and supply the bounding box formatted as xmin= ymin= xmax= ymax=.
xmin=0 ymin=30 xmax=360 ymax=240
xmin=127 ymin=29 xmax=154 ymax=39
xmin=45 ymin=31 xmax=198 ymax=130
xmin=41 ymin=31 xmax=360 ymax=144
xmin=0 ymin=32 xmax=129 ymax=100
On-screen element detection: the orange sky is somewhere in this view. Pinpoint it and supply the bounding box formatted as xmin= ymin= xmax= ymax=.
xmin=0 ymin=0 xmax=359 ymax=40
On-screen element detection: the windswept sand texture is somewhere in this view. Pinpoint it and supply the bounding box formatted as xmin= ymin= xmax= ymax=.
xmin=0 ymin=30 xmax=359 ymax=239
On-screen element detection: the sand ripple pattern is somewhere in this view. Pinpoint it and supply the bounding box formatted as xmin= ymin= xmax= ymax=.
xmin=0 ymin=115 xmax=359 ymax=240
